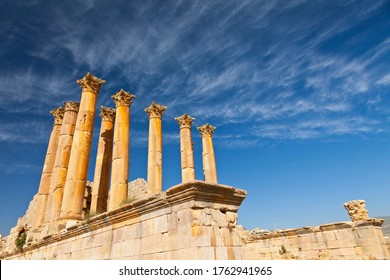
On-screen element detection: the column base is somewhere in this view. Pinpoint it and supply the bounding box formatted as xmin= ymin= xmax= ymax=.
xmin=59 ymin=213 xmax=83 ymax=221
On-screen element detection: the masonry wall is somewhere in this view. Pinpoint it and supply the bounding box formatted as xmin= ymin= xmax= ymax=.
xmin=1 ymin=181 xmax=389 ymax=260
xmin=244 ymin=219 xmax=390 ymax=260
xmin=1 ymin=181 xmax=247 ymax=260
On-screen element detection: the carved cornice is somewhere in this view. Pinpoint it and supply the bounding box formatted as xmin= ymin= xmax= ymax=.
xmin=197 ymin=123 xmax=216 ymax=138
xmin=99 ymin=106 xmax=116 ymax=122
xmin=76 ymin=72 xmax=105 ymax=94
xmin=175 ymin=114 xmax=195 ymax=129
xmin=50 ymin=107 xmax=64 ymax=125
xmin=63 ymin=101 xmax=80 ymax=113
xmin=111 ymin=89 xmax=136 ymax=107
xmin=144 ymin=102 xmax=167 ymax=119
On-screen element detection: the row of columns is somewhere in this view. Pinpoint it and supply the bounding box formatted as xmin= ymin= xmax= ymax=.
xmin=33 ymin=72 xmax=219 ymax=230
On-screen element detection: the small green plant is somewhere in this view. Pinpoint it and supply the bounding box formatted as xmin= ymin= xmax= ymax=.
xmin=279 ymin=245 xmax=287 ymax=255
xmin=84 ymin=212 xmax=95 ymax=220
xmin=15 ymin=232 xmax=27 ymax=251
xmin=121 ymin=196 xmax=136 ymax=206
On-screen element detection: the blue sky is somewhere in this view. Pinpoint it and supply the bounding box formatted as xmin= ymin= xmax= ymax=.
xmin=0 ymin=0 xmax=390 ymax=236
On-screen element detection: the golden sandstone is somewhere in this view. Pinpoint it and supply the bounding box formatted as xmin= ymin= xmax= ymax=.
xmin=0 ymin=73 xmax=388 ymax=260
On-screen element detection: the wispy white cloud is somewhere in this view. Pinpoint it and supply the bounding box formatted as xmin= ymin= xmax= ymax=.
xmin=0 ymin=120 xmax=52 ymax=143
xmin=0 ymin=0 xmax=389 ymax=147
xmin=377 ymin=73 xmax=390 ymax=86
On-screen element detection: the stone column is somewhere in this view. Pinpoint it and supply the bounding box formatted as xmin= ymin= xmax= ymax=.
xmin=32 ymin=107 xmax=64 ymax=228
xmin=44 ymin=102 xmax=79 ymax=223
xmin=198 ymin=124 xmax=218 ymax=184
xmin=60 ymin=73 xmax=105 ymax=221
xmin=90 ymin=107 xmax=116 ymax=215
xmin=108 ymin=90 xmax=136 ymax=211
xmin=145 ymin=102 xmax=167 ymax=194
xmin=175 ymin=114 xmax=196 ymax=183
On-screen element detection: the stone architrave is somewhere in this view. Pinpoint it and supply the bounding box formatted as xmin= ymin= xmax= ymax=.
xmin=175 ymin=114 xmax=196 ymax=183
xmin=60 ymin=73 xmax=105 ymax=221
xmin=344 ymin=200 xmax=369 ymax=222
xmin=90 ymin=106 xmax=116 ymax=215
xmin=32 ymin=107 xmax=64 ymax=228
xmin=44 ymin=102 xmax=79 ymax=223
xmin=198 ymin=124 xmax=218 ymax=184
xmin=145 ymin=102 xmax=167 ymax=194
xmin=108 ymin=90 xmax=136 ymax=211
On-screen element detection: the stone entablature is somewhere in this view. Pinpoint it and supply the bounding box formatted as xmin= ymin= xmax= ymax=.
xmin=1 ymin=181 xmax=389 ymax=260
xmin=1 ymin=181 xmax=247 ymax=260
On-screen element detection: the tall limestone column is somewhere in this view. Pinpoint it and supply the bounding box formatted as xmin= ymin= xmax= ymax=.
xmin=198 ymin=124 xmax=218 ymax=184
xmin=108 ymin=90 xmax=136 ymax=211
xmin=60 ymin=73 xmax=105 ymax=221
xmin=90 ymin=106 xmax=116 ymax=215
xmin=44 ymin=102 xmax=79 ymax=223
xmin=175 ymin=114 xmax=196 ymax=183
xmin=32 ymin=107 xmax=64 ymax=228
xmin=145 ymin=102 xmax=167 ymax=194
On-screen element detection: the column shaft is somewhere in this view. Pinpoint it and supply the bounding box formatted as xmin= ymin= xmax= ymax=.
xmin=175 ymin=114 xmax=195 ymax=183
xmin=198 ymin=124 xmax=218 ymax=183
xmin=32 ymin=107 xmax=64 ymax=228
xmin=108 ymin=90 xmax=135 ymax=211
xmin=44 ymin=102 xmax=79 ymax=223
xmin=60 ymin=73 xmax=105 ymax=220
xmin=90 ymin=107 xmax=115 ymax=215
xmin=145 ymin=102 xmax=167 ymax=194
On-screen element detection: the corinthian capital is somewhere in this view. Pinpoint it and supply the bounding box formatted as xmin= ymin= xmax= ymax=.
xmin=197 ymin=123 xmax=216 ymax=138
xmin=99 ymin=106 xmax=116 ymax=122
xmin=145 ymin=102 xmax=167 ymax=119
xmin=175 ymin=114 xmax=195 ymax=128
xmin=50 ymin=106 xmax=64 ymax=125
xmin=63 ymin=101 xmax=80 ymax=112
xmin=76 ymin=72 xmax=105 ymax=94
xmin=111 ymin=89 xmax=136 ymax=107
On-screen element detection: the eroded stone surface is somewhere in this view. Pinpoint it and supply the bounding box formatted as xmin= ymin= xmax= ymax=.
xmin=344 ymin=200 xmax=369 ymax=222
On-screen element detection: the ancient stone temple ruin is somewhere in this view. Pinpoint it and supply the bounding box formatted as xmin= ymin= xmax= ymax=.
xmin=0 ymin=73 xmax=389 ymax=260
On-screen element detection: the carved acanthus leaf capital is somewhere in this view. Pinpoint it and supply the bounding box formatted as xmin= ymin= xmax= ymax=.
xmin=50 ymin=106 xmax=64 ymax=125
xmin=197 ymin=123 xmax=216 ymax=138
xmin=111 ymin=89 xmax=136 ymax=107
xmin=99 ymin=106 xmax=116 ymax=122
xmin=145 ymin=102 xmax=167 ymax=119
xmin=175 ymin=113 xmax=195 ymax=128
xmin=76 ymin=72 xmax=105 ymax=94
xmin=63 ymin=101 xmax=80 ymax=112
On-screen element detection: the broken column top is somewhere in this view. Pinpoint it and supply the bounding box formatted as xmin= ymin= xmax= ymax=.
xmin=344 ymin=199 xmax=369 ymax=222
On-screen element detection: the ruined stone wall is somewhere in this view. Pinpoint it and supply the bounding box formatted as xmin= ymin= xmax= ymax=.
xmin=1 ymin=182 xmax=247 ymax=260
xmin=127 ymin=178 xmax=148 ymax=201
xmin=244 ymin=219 xmax=389 ymax=260
xmin=1 ymin=182 xmax=388 ymax=260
